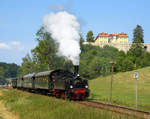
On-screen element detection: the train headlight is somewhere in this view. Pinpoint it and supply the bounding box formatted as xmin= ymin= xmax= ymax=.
xmin=85 ymin=85 xmax=88 ymax=88
xmin=70 ymin=85 xmax=73 ymax=88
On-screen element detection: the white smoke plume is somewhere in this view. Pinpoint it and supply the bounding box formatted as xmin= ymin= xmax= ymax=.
xmin=43 ymin=11 xmax=81 ymax=65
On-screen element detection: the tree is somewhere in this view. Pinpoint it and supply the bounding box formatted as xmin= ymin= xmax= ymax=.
xmin=89 ymin=57 xmax=111 ymax=77
xmin=86 ymin=30 xmax=94 ymax=42
xmin=80 ymin=33 xmax=84 ymax=44
xmin=121 ymin=57 xmax=134 ymax=71
xmin=133 ymin=25 xmax=144 ymax=43
xmin=0 ymin=66 xmax=5 ymax=78
xmin=0 ymin=62 xmax=19 ymax=78
xmin=32 ymin=38 xmax=56 ymax=70
xmin=31 ymin=26 xmax=58 ymax=70
xmin=130 ymin=25 xmax=144 ymax=50
xmin=129 ymin=25 xmax=145 ymax=68
xmin=80 ymin=33 xmax=84 ymax=51
xmin=0 ymin=66 xmax=6 ymax=84
xmin=18 ymin=54 xmax=37 ymax=76
xmin=19 ymin=26 xmax=74 ymax=76
xmin=0 ymin=63 xmax=19 ymax=84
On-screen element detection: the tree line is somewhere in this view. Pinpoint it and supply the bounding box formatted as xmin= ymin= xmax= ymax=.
xmin=18 ymin=25 xmax=150 ymax=79
xmin=0 ymin=62 xmax=19 ymax=84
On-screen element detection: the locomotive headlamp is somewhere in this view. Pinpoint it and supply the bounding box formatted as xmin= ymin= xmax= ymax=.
xmin=85 ymin=85 xmax=88 ymax=88
xmin=70 ymin=85 xmax=73 ymax=88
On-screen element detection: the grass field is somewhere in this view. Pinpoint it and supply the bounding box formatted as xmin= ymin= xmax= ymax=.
xmin=89 ymin=66 xmax=150 ymax=111
xmin=0 ymin=89 xmax=137 ymax=119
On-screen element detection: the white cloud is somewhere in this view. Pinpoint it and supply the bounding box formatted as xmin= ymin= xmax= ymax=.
xmin=0 ymin=41 xmax=24 ymax=50
xmin=11 ymin=41 xmax=21 ymax=46
xmin=10 ymin=41 xmax=24 ymax=50
xmin=0 ymin=42 xmax=10 ymax=49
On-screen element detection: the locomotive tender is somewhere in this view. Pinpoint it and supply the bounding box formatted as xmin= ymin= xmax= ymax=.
xmin=12 ymin=66 xmax=90 ymax=100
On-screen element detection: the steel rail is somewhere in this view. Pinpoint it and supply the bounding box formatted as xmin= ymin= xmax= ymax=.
xmin=77 ymin=100 xmax=150 ymax=119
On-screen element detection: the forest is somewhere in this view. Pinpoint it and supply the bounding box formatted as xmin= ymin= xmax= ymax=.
xmin=0 ymin=62 xmax=19 ymax=84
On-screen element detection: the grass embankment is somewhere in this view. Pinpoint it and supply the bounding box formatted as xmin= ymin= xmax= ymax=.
xmin=0 ymin=89 xmax=136 ymax=119
xmin=89 ymin=67 xmax=150 ymax=111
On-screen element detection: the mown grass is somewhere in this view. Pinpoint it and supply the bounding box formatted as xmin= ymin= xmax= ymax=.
xmin=0 ymin=89 xmax=137 ymax=119
xmin=89 ymin=66 xmax=150 ymax=111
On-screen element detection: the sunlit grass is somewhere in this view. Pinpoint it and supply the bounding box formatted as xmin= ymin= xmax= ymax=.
xmin=0 ymin=89 xmax=136 ymax=119
xmin=89 ymin=66 xmax=150 ymax=111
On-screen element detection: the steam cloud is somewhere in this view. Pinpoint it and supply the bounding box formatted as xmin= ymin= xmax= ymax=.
xmin=43 ymin=11 xmax=81 ymax=65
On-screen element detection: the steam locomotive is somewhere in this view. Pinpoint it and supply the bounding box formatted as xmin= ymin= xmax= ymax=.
xmin=12 ymin=66 xmax=90 ymax=100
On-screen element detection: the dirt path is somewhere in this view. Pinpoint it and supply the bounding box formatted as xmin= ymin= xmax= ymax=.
xmin=0 ymin=90 xmax=18 ymax=119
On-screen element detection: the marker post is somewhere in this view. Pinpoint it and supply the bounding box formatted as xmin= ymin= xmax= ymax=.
xmin=134 ymin=72 xmax=138 ymax=108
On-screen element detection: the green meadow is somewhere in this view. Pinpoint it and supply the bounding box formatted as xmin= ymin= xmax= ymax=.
xmin=0 ymin=89 xmax=136 ymax=119
xmin=89 ymin=66 xmax=150 ymax=111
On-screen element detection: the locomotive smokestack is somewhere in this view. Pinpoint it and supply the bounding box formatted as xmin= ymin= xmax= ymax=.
xmin=74 ymin=65 xmax=79 ymax=76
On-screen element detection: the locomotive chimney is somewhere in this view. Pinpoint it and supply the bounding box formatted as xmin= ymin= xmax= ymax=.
xmin=74 ymin=65 xmax=79 ymax=76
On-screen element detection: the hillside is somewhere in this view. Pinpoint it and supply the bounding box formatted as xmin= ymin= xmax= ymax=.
xmin=89 ymin=66 xmax=150 ymax=111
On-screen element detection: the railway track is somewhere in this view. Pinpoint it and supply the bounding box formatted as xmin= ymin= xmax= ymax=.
xmin=77 ymin=100 xmax=150 ymax=119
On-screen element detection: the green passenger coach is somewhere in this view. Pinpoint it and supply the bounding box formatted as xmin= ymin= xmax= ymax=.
xmin=34 ymin=71 xmax=52 ymax=90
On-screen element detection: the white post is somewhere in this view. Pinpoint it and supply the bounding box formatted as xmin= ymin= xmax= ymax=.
xmin=134 ymin=72 xmax=138 ymax=109
xmin=136 ymin=78 xmax=138 ymax=108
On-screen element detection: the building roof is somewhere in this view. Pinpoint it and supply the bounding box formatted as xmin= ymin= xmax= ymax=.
xmin=96 ymin=32 xmax=128 ymax=40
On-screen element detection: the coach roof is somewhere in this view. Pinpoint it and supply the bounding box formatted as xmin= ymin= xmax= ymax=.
xmin=23 ymin=73 xmax=36 ymax=78
xmin=35 ymin=70 xmax=53 ymax=77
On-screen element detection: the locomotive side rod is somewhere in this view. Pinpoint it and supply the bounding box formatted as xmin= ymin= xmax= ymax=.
xmin=77 ymin=100 xmax=150 ymax=119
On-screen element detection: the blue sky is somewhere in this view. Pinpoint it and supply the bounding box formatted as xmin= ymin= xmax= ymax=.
xmin=0 ymin=0 xmax=150 ymax=65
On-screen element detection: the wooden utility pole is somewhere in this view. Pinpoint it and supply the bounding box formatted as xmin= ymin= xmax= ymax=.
xmin=109 ymin=61 xmax=115 ymax=104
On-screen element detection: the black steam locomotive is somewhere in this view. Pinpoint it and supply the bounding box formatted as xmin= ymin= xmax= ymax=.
xmin=12 ymin=66 xmax=90 ymax=100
